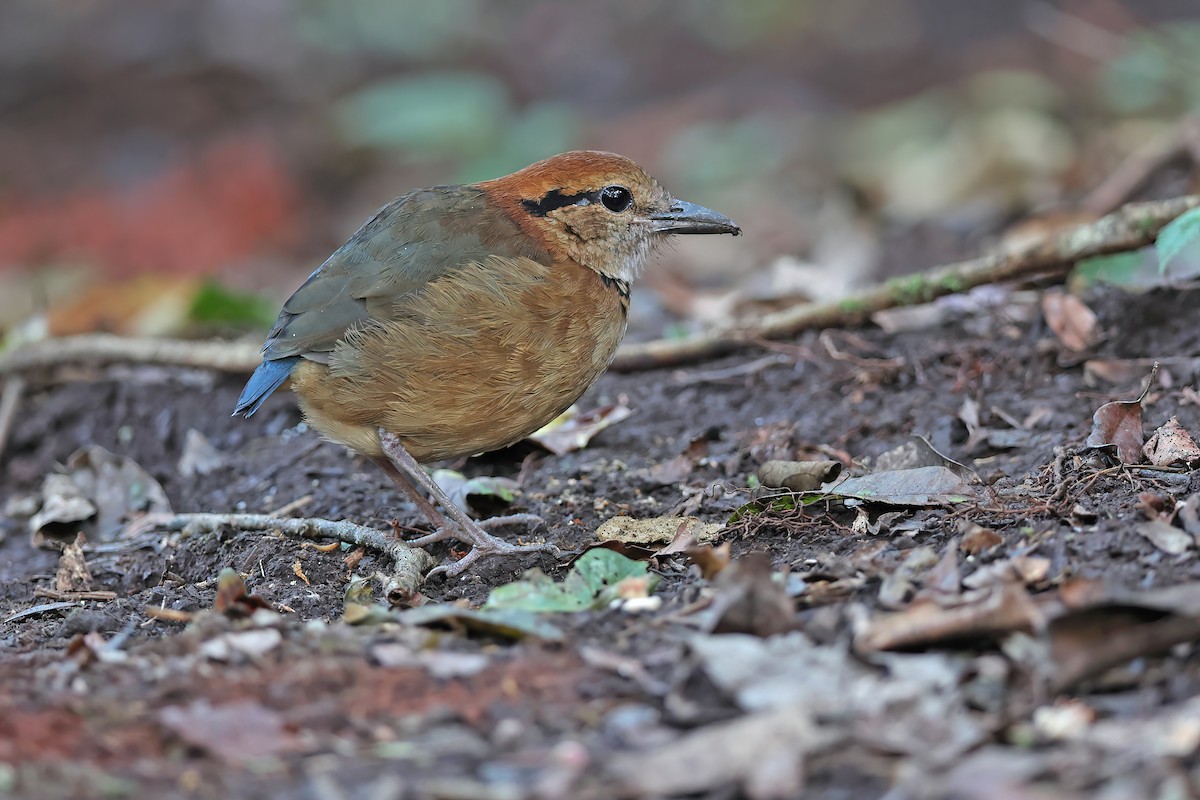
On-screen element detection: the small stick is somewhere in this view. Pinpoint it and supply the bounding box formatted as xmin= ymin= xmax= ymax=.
xmin=32 ymin=588 xmax=118 ymax=602
xmin=0 ymin=375 xmax=26 ymax=462
xmin=128 ymin=512 xmax=436 ymax=591
xmin=610 ymin=194 xmax=1200 ymax=371
xmin=1 ymin=194 xmax=1196 ymax=378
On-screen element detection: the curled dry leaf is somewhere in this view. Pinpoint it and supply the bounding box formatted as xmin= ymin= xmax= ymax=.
xmin=962 ymin=556 xmax=1051 ymax=590
xmin=709 ymin=552 xmax=795 ymax=637
xmin=30 ymin=445 xmax=172 ymax=547
xmin=213 ymin=568 xmax=272 ymax=618
xmin=758 ymin=459 xmax=842 ymax=492
xmin=55 ymin=533 xmax=94 ymax=593
xmin=687 ymin=541 xmax=732 ymax=579
xmin=177 ymin=428 xmax=223 ymax=478
xmin=528 ymin=403 xmax=634 ymax=455
xmin=158 ymin=700 xmax=297 ymax=763
xmin=856 ymin=582 xmax=1044 ymax=652
xmin=1179 ymin=495 xmax=1200 ymax=539
xmin=959 ymin=523 xmax=1003 ymax=555
xmin=1041 ymin=289 xmax=1101 ymax=352
xmin=831 ymin=466 xmax=976 ymax=507
xmin=1085 ymin=399 xmax=1144 ymax=464
xmin=1136 ymin=520 xmax=1192 ymax=555
xmin=1142 ymin=416 xmax=1200 ymax=467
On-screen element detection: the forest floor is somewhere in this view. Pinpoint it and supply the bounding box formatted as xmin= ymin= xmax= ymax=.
xmin=2 ymin=280 xmax=1200 ymax=799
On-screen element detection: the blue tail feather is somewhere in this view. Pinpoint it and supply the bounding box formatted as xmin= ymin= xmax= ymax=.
xmin=233 ymin=357 xmax=299 ymax=417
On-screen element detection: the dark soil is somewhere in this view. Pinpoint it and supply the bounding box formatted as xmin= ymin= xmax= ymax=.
xmin=2 ymin=284 xmax=1200 ymax=798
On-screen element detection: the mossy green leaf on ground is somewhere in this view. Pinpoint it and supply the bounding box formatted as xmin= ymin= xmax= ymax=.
xmin=188 ymin=281 xmax=278 ymax=330
xmin=1155 ymin=206 xmax=1200 ymax=277
xmin=484 ymin=549 xmax=657 ymax=613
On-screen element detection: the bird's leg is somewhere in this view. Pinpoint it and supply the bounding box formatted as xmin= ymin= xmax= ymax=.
xmin=370 ymin=456 xmax=451 ymax=532
xmin=377 ymin=430 xmax=556 ymax=576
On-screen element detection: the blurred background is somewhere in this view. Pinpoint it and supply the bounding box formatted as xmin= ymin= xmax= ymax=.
xmin=1 ymin=0 xmax=1199 ymax=344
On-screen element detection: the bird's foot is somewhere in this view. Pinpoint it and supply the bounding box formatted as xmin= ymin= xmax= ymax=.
xmin=405 ymin=513 xmax=547 ymax=547
xmin=419 ymin=514 xmax=557 ymax=578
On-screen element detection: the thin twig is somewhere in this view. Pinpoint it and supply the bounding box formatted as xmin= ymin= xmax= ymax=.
xmin=2 ymin=195 xmax=1197 ymax=379
xmin=0 ymin=375 xmax=25 ymax=462
xmin=129 ymin=512 xmax=436 ymax=594
xmin=609 ymin=194 xmax=1200 ymax=371
xmin=0 ymin=335 xmax=261 ymax=376
xmin=32 ymin=588 xmax=118 ymax=602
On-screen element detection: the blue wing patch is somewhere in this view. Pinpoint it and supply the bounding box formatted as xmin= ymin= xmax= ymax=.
xmin=233 ymin=357 xmax=299 ymax=417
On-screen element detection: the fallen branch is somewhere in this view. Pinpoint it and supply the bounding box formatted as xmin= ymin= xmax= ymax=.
xmin=610 ymin=193 xmax=1200 ymax=371
xmin=2 ymin=195 xmax=1197 ymax=378
xmin=0 ymin=375 xmax=25 ymax=462
xmin=0 ymin=335 xmax=261 ymax=376
xmin=130 ymin=512 xmax=436 ymax=595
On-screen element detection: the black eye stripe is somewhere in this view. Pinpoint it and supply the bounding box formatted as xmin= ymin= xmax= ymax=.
xmin=522 ymin=189 xmax=591 ymax=217
xmin=521 ymin=185 xmax=634 ymax=217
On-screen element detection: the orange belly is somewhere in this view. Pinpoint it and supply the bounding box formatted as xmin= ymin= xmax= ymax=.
xmin=289 ymin=256 xmax=627 ymax=462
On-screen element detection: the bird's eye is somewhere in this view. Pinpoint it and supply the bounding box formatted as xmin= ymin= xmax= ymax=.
xmin=599 ymin=185 xmax=633 ymax=213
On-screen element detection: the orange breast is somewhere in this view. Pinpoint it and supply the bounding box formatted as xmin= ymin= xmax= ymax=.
xmin=289 ymin=256 xmax=628 ymax=462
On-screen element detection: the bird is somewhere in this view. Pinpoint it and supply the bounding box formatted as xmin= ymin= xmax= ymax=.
xmin=233 ymin=150 xmax=740 ymax=576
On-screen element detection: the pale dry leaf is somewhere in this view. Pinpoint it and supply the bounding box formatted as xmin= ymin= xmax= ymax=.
xmin=962 ymin=556 xmax=1051 ymax=589
xmin=594 ymin=515 xmax=722 ymax=546
xmin=529 ymin=403 xmax=634 ymax=455
xmin=1137 ymin=520 xmax=1192 ymax=555
xmin=55 ymin=532 xmax=94 ymax=593
xmin=758 ymin=460 xmax=842 ymax=492
xmin=856 ymin=582 xmax=1044 ymax=652
xmin=960 ymin=523 xmax=1003 ymax=555
xmin=158 ymin=700 xmax=296 ymax=763
xmin=1041 ymin=289 xmax=1101 ymax=351
xmin=709 ymin=552 xmax=795 ymax=637
xmin=1142 ymin=416 xmax=1200 ymax=467
xmin=177 ymin=428 xmax=223 ymax=477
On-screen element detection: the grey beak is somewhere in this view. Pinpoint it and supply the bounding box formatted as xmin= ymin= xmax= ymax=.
xmin=648 ymin=200 xmax=741 ymax=235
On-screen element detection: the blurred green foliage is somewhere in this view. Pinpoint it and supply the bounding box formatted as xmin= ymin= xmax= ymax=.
xmin=188 ymin=282 xmax=278 ymax=330
xmin=295 ymin=0 xmax=481 ymax=57
xmin=1099 ymin=22 xmax=1200 ymax=113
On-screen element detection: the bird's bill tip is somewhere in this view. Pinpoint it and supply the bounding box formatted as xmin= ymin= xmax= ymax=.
xmin=647 ymin=200 xmax=741 ymax=236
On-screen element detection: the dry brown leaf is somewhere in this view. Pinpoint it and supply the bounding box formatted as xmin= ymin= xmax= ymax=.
xmin=757 ymin=459 xmax=842 ymax=492
xmin=709 ymin=552 xmax=795 ymax=637
xmin=213 ymin=568 xmax=272 ymax=618
xmin=960 ymin=523 xmax=1003 ymax=555
xmin=921 ymin=541 xmax=962 ymax=598
xmin=857 ymin=582 xmax=1044 ymax=652
xmin=595 ymin=515 xmax=723 ymax=546
xmin=55 ymin=532 xmax=94 ymax=593
xmin=1137 ymin=520 xmax=1192 ymax=555
xmin=528 ymin=403 xmax=634 ymax=455
xmin=158 ymin=700 xmax=298 ymax=763
xmin=1142 ymin=416 xmax=1200 ymax=467
xmin=292 ymin=560 xmax=310 ymax=586
xmin=1041 ymin=289 xmax=1101 ymax=351
xmin=1085 ymin=399 xmax=1144 ymax=464
xmin=687 ymin=541 xmax=733 ymax=579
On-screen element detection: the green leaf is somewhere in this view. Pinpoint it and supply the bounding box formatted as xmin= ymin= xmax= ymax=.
xmin=188 ymin=281 xmax=278 ymax=329
xmin=1156 ymin=207 xmax=1200 ymax=276
xmin=396 ymin=605 xmax=564 ymax=641
xmin=484 ymin=549 xmax=656 ymax=613
xmin=1071 ymin=251 xmax=1150 ymax=290
xmin=336 ymin=73 xmax=509 ymax=158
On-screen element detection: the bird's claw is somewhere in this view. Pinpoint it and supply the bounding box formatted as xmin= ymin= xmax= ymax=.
xmin=425 ymin=540 xmax=560 ymax=579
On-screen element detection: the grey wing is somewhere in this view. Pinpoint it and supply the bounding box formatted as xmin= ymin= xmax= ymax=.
xmin=259 ymin=185 xmax=530 ymax=364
